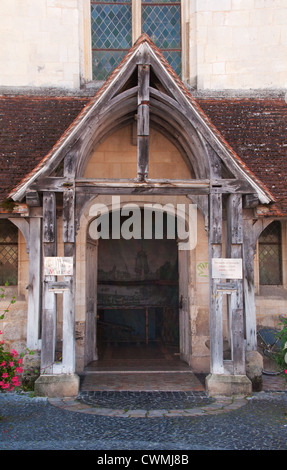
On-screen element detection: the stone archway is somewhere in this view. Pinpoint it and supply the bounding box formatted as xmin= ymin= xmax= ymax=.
xmin=84 ymin=202 xmax=192 ymax=372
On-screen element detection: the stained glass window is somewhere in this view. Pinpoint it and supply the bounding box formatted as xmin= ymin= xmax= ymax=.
xmin=91 ymin=1 xmax=132 ymax=80
xmin=0 ymin=220 xmax=18 ymax=286
xmin=142 ymin=0 xmax=181 ymax=76
xmin=259 ymin=221 xmax=282 ymax=285
xmin=91 ymin=0 xmax=182 ymax=80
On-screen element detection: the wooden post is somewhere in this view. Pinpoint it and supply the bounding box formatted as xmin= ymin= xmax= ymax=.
xmin=41 ymin=192 xmax=57 ymax=373
xmin=85 ymin=239 xmax=98 ymax=365
xmin=62 ymin=153 xmax=76 ymax=374
xmin=10 ymin=215 xmax=41 ymax=351
xmin=27 ymin=216 xmax=41 ymax=350
xmin=209 ymin=192 xmax=224 ymax=374
xmin=243 ymin=218 xmax=270 ymax=351
xmin=137 ymin=64 xmax=150 ymax=181
xmin=226 ymin=194 xmax=245 ymax=374
xmin=178 ymin=248 xmax=190 ymax=363
xmin=232 ymin=308 xmax=245 ymax=375
xmin=243 ymin=218 xmax=257 ymax=351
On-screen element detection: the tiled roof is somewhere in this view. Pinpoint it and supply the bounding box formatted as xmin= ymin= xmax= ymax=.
xmin=196 ymin=97 xmax=287 ymax=214
xmin=0 ymin=34 xmax=286 ymax=215
xmin=1 ymin=94 xmax=286 ymax=214
xmin=0 ymin=95 xmax=90 ymax=207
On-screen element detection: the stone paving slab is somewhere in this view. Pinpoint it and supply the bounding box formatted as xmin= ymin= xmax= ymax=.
xmin=1 ymin=391 xmax=286 ymax=450
xmin=48 ymin=393 xmax=248 ymax=418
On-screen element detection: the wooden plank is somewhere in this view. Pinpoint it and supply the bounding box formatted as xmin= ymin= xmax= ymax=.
xmin=232 ymin=309 xmax=245 ymax=375
xmin=47 ymin=281 xmax=70 ymax=291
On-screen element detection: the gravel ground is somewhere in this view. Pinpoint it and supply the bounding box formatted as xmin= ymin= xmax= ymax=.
xmin=0 ymin=391 xmax=287 ymax=451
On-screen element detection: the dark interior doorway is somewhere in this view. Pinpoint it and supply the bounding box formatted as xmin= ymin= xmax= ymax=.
xmin=96 ymin=208 xmax=180 ymax=364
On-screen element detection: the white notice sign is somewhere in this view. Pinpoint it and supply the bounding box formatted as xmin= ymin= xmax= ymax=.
xmin=212 ymin=258 xmax=242 ymax=280
xmin=44 ymin=257 xmax=73 ymax=276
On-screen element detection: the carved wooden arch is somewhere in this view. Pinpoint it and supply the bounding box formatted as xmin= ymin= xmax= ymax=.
xmin=75 ymin=83 xmax=210 ymax=180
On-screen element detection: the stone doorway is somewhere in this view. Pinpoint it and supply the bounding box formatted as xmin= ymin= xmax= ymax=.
xmin=85 ymin=205 xmax=192 ymax=376
xmin=96 ymin=208 xmax=180 ymax=366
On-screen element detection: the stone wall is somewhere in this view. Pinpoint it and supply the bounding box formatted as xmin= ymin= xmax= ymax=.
xmin=0 ymin=0 xmax=88 ymax=89
xmin=0 ymin=288 xmax=28 ymax=355
xmin=0 ymin=0 xmax=286 ymax=90
xmin=195 ymin=0 xmax=287 ymax=89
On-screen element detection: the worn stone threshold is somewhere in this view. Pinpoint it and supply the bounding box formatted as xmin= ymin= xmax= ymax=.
xmin=48 ymin=395 xmax=247 ymax=418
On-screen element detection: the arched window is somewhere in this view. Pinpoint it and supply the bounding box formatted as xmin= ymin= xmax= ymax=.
xmin=0 ymin=220 xmax=18 ymax=286
xmin=259 ymin=221 xmax=282 ymax=285
xmin=91 ymin=0 xmax=181 ymax=80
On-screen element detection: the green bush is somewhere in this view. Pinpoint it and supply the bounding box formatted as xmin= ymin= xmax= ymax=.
xmin=274 ymin=316 xmax=287 ymax=380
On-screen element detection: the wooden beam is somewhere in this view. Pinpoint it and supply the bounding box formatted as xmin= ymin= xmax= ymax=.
xmin=31 ymin=177 xmax=254 ymax=195
xmin=26 ymin=190 xmax=41 ymax=207
xmin=209 ymin=192 xmax=224 ymax=374
xmin=62 ymin=153 xmax=76 ymax=373
xmin=26 ymin=216 xmax=41 ymax=350
xmin=232 ymin=309 xmax=245 ymax=375
xmin=226 ymin=194 xmax=245 ymax=374
xmin=41 ymin=192 xmax=57 ymax=373
xmin=137 ymin=64 xmax=150 ymax=181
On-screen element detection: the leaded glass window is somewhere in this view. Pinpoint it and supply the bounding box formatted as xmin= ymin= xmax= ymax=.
xmin=259 ymin=221 xmax=282 ymax=285
xmin=142 ymin=0 xmax=181 ymax=76
xmin=0 ymin=220 xmax=18 ymax=286
xmin=91 ymin=0 xmax=182 ymax=80
xmin=91 ymin=1 xmax=132 ymax=80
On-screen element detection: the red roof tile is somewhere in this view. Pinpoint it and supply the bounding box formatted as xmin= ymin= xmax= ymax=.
xmin=196 ymin=98 xmax=287 ymax=214
xmin=0 ymin=95 xmax=90 ymax=205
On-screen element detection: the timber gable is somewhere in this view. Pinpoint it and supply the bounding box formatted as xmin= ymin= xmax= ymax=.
xmin=6 ymin=35 xmax=274 ymax=211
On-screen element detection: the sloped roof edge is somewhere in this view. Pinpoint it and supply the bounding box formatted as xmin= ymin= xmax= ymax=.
xmin=9 ymin=34 xmax=274 ymax=205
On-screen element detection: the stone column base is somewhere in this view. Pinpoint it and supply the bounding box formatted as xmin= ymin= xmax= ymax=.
xmin=245 ymin=350 xmax=263 ymax=392
xmin=34 ymin=374 xmax=80 ymax=398
xmin=206 ymin=373 xmax=252 ymax=397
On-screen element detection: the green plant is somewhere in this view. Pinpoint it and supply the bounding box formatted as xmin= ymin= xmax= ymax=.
xmin=0 ymin=283 xmax=16 ymax=320
xmin=0 ymin=284 xmax=22 ymax=391
xmin=274 ymin=316 xmax=287 ymax=380
xmin=0 ymin=336 xmax=23 ymax=391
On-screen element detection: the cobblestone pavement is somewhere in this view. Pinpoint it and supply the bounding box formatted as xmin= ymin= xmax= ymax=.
xmin=0 ymin=390 xmax=286 ymax=450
